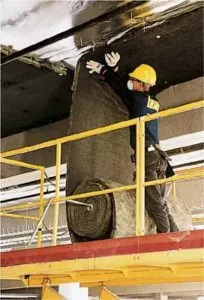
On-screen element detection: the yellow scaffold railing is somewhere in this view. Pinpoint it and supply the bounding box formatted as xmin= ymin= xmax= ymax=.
xmin=0 ymin=100 xmax=204 ymax=246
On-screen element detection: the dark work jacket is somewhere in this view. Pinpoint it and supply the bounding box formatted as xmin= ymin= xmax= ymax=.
xmin=103 ymin=68 xmax=160 ymax=150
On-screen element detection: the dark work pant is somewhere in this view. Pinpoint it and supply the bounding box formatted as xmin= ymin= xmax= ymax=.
xmin=135 ymin=149 xmax=179 ymax=233
xmin=145 ymin=150 xmax=179 ymax=233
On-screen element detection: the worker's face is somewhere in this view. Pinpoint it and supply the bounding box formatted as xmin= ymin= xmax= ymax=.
xmin=130 ymin=78 xmax=151 ymax=92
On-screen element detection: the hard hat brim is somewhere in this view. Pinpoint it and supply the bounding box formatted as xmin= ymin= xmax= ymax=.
xmin=128 ymin=72 xmax=156 ymax=86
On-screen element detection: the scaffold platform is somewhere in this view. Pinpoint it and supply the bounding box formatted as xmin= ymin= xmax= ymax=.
xmin=1 ymin=229 xmax=203 ymax=288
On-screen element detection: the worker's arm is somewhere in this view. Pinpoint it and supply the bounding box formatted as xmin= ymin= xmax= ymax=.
xmin=86 ymin=52 xmax=130 ymax=106
xmin=102 ymin=67 xmax=129 ymax=101
xmin=102 ymin=52 xmax=129 ymax=101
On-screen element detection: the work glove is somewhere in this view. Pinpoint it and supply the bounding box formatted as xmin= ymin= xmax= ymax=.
xmin=105 ymin=52 xmax=120 ymax=67
xmin=86 ymin=60 xmax=104 ymax=74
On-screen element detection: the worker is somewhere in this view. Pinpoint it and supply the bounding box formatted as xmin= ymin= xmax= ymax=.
xmin=86 ymin=52 xmax=179 ymax=233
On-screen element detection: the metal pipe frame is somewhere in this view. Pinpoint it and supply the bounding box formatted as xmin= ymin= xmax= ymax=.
xmin=52 ymin=143 xmax=61 ymax=246
xmin=0 ymin=157 xmax=45 ymax=244
xmin=0 ymin=100 xmax=204 ymax=242
xmin=1 ymin=166 xmax=203 ymax=213
xmin=0 ymin=118 xmax=139 ymax=158
xmin=0 ymin=184 xmax=137 ymax=213
xmin=37 ymin=169 xmax=45 ymax=247
xmin=0 ymin=213 xmax=40 ymax=221
xmin=0 ymin=157 xmax=44 ymax=171
xmin=28 ymin=197 xmax=54 ymax=247
xmin=143 ymin=100 xmax=203 ymax=122
xmin=0 ymin=167 xmax=202 ymax=213
xmin=192 ymin=216 xmax=204 ymax=224
xmin=136 ymin=117 xmax=145 ymax=236
xmin=172 ymin=181 xmax=176 ymax=197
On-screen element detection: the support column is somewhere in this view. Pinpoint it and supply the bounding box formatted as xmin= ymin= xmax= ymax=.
xmin=37 ymin=169 xmax=44 ymax=247
xmin=53 ymin=143 xmax=61 ymax=246
xmin=136 ymin=118 xmax=145 ymax=236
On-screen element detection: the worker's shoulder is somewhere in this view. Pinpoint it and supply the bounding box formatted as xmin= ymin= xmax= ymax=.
xmin=147 ymin=94 xmax=160 ymax=111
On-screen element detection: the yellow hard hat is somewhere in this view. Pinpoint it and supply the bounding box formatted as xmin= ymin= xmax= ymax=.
xmin=129 ymin=64 xmax=157 ymax=86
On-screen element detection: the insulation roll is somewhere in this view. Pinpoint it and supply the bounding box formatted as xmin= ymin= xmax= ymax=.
xmin=67 ymin=179 xmax=114 ymax=241
xmin=67 ymin=178 xmax=191 ymax=243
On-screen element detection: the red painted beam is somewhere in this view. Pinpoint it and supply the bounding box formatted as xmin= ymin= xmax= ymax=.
xmin=1 ymin=230 xmax=203 ymax=267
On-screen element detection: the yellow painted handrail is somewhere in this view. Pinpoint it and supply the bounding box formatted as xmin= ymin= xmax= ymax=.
xmin=0 ymin=119 xmax=139 ymax=158
xmin=144 ymin=100 xmax=204 ymax=122
xmin=0 ymin=213 xmax=40 ymax=221
xmin=0 ymin=100 xmax=204 ymax=244
xmin=0 ymin=100 xmax=203 ymax=158
xmin=0 ymin=157 xmax=44 ymax=171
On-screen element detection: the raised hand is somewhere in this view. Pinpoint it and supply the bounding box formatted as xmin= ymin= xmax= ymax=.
xmin=105 ymin=52 xmax=120 ymax=67
xmin=86 ymin=60 xmax=104 ymax=74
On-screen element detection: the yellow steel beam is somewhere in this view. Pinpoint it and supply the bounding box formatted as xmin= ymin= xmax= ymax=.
xmin=0 ymin=100 xmax=203 ymax=237
xmin=143 ymin=169 xmax=204 ymax=187
xmin=136 ymin=118 xmax=145 ymax=236
xmin=0 ymin=119 xmax=138 ymax=158
xmin=2 ymin=249 xmax=202 ymax=288
xmin=0 ymin=200 xmax=48 ymax=213
xmin=60 ymin=184 xmax=138 ymax=202
xmin=0 ymin=166 xmax=203 ymax=214
xmin=52 ymin=143 xmax=61 ymax=246
xmin=2 ymin=248 xmax=203 ymax=281
xmin=136 ymin=120 xmax=141 ymax=236
xmin=0 ymin=157 xmax=44 ymax=171
xmin=172 ymin=181 xmax=176 ymax=197
xmin=0 ymin=213 xmax=40 ymax=221
xmin=21 ymin=271 xmax=203 ymax=288
xmin=42 ymin=280 xmax=65 ymax=300
xmin=175 ymin=166 xmax=204 ymax=175
xmin=21 ymin=262 xmax=202 ymax=287
xmin=42 ymin=286 xmax=65 ymax=300
xmin=192 ymin=216 xmax=204 ymax=224
xmin=81 ymin=273 xmax=203 ymax=288
xmin=100 ymin=287 xmax=120 ymax=300
xmin=1 ymin=100 xmax=203 ymax=158
xmin=0 ymin=184 xmax=137 ymax=213
xmin=44 ymin=168 xmax=204 ymax=203
xmin=143 ymin=100 xmax=204 ymax=122
xmin=37 ymin=169 xmax=45 ymax=248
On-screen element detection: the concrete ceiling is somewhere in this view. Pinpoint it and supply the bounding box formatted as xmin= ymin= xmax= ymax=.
xmin=82 ymin=6 xmax=203 ymax=95
xmin=1 ymin=59 xmax=74 ymax=137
